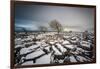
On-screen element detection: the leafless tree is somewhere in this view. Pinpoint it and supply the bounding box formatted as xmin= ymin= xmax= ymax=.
xmin=49 ymin=20 xmax=63 ymax=34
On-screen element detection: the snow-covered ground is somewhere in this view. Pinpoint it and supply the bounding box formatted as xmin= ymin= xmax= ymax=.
xmin=14 ymin=32 xmax=94 ymax=66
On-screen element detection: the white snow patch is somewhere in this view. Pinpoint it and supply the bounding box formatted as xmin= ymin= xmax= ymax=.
xmin=36 ymin=53 xmax=51 ymax=64
xmin=76 ymin=56 xmax=87 ymax=62
xmin=64 ymin=45 xmax=75 ymax=49
xmin=52 ymin=45 xmax=62 ymax=55
xmin=22 ymin=61 xmax=33 ymax=65
xmin=15 ymin=45 xmax=24 ymax=49
xmin=45 ymin=46 xmax=50 ymax=52
xmin=56 ymin=43 xmax=67 ymax=52
xmin=25 ymin=50 xmax=45 ymax=59
xmin=80 ymin=41 xmax=91 ymax=48
xmin=69 ymin=56 xmax=77 ymax=62
xmin=62 ymin=40 xmax=70 ymax=45
xmin=20 ymin=48 xmax=31 ymax=55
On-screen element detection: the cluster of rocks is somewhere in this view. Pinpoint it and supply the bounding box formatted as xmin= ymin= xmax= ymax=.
xmin=14 ymin=32 xmax=94 ymax=65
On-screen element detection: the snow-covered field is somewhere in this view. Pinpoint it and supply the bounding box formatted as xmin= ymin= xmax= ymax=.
xmin=14 ymin=32 xmax=94 ymax=66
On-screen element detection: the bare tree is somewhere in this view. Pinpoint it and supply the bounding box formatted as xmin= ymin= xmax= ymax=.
xmin=49 ymin=20 xmax=63 ymax=34
xmin=38 ymin=26 xmax=48 ymax=33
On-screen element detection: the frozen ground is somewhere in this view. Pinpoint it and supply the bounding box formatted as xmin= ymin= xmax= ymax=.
xmin=14 ymin=31 xmax=94 ymax=66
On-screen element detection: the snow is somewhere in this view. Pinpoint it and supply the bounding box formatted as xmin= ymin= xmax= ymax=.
xmin=15 ymin=32 xmax=94 ymax=65
xmin=63 ymin=36 xmax=70 ymax=39
xmin=25 ymin=50 xmax=45 ymax=59
xmin=36 ymin=35 xmax=43 ymax=39
xmin=69 ymin=56 xmax=77 ymax=62
xmin=36 ymin=53 xmax=51 ymax=64
xmin=56 ymin=43 xmax=67 ymax=52
xmin=70 ymin=40 xmax=78 ymax=43
xmin=80 ymin=41 xmax=91 ymax=48
xmin=64 ymin=45 xmax=75 ymax=49
xmin=71 ymin=51 xmax=79 ymax=55
xmin=49 ymin=41 xmax=55 ymax=44
xmin=15 ymin=38 xmax=22 ymax=45
xmin=58 ymin=60 xmax=64 ymax=63
xmin=22 ymin=61 xmax=33 ymax=65
xmin=41 ymin=43 xmax=49 ymax=47
xmin=36 ymin=41 xmax=41 ymax=44
xmin=45 ymin=46 xmax=50 ymax=52
xmin=76 ymin=47 xmax=85 ymax=52
xmin=26 ymin=37 xmax=32 ymax=41
xmin=62 ymin=40 xmax=70 ymax=45
xmin=76 ymin=56 xmax=87 ymax=62
xmin=28 ymin=45 xmax=40 ymax=50
xmin=15 ymin=38 xmax=21 ymax=41
xmin=52 ymin=45 xmax=62 ymax=55
xmin=20 ymin=47 xmax=32 ymax=55
xmin=15 ymin=45 xmax=24 ymax=49
xmin=20 ymin=45 xmax=40 ymax=55
xmin=24 ymin=42 xmax=33 ymax=45
xmin=71 ymin=36 xmax=77 ymax=40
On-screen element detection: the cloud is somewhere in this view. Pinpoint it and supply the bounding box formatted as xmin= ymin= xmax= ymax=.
xmin=15 ymin=4 xmax=95 ymax=32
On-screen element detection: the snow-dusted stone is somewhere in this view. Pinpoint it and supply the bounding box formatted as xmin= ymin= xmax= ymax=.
xmin=58 ymin=60 xmax=64 ymax=63
xmin=52 ymin=45 xmax=62 ymax=55
xmin=36 ymin=41 xmax=41 ymax=44
xmin=25 ymin=50 xmax=45 ymax=59
xmin=64 ymin=45 xmax=75 ymax=49
xmin=63 ymin=35 xmax=71 ymax=39
xmin=15 ymin=45 xmax=24 ymax=49
xmin=69 ymin=56 xmax=77 ymax=62
xmin=24 ymin=42 xmax=33 ymax=45
xmin=26 ymin=37 xmax=32 ymax=41
xmin=21 ymin=39 xmax=26 ymax=42
xmin=42 ymin=43 xmax=49 ymax=47
xmin=62 ymin=40 xmax=70 ymax=45
xmin=56 ymin=43 xmax=67 ymax=53
xmin=28 ymin=45 xmax=40 ymax=50
xmin=28 ymin=35 xmax=35 ymax=39
xmin=54 ymin=40 xmax=58 ymax=43
xmin=15 ymin=32 xmax=94 ymax=65
xmin=70 ymin=37 xmax=79 ymax=43
xmin=80 ymin=41 xmax=91 ymax=48
xmin=76 ymin=47 xmax=85 ymax=53
xmin=20 ymin=47 xmax=32 ymax=55
xmin=15 ymin=38 xmax=21 ymax=41
xmin=41 ymin=41 xmax=49 ymax=47
xmin=19 ymin=56 xmax=26 ymax=63
xmin=36 ymin=35 xmax=43 ymax=39
xmin=15 ymin=38 xmax=22 ymax=45
xmin=22 ymin=61 xmax=33 ymax=65
xmin=71 ymin=51 xmax=79 ymax=55
xmin=70 ymin=40 xmax=78 ymax=43
xmin=76 ymin=55 xmax=87 ymax=62
xmin=36 ymin=53 xmax=51 ymax=64
xmin=49 ymin=41 xmax=55 ymax=45
xmin=71 ymin=36 xmax=77 ymax=40
xmin=44 ymin=46 xmax=50 ymax=52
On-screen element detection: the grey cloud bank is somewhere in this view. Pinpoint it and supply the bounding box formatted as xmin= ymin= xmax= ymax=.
xmin=15 ymin=4 xmax=95 ymax=32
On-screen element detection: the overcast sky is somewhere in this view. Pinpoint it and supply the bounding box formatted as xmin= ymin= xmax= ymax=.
xmin=15 ymin=4 xmax=95 ymax=32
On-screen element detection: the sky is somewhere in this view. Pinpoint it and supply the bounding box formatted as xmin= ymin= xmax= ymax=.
xmin=15 ymin=3 xmax=95 ymax=32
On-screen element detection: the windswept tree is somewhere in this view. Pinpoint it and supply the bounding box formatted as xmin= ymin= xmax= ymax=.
xmin=38 ymin=26 xmax=48 ymax=33
xmin=49 ymin=20 xmax=63 ymax=34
